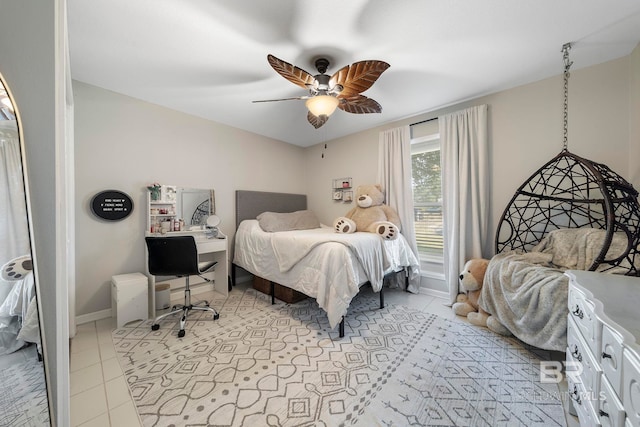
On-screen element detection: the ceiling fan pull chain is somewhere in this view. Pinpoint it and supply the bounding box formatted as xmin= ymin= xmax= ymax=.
xmin=562 ymin=42 xmax=573 ymax=152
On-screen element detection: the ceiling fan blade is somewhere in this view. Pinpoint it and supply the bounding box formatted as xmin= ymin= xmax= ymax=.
xmin=338 ymin=95 xmax=382 ymax=114
xmin=331 ymin=60 xmax=390 ymax=97
xmin=267 ymin=54 xmax=316 ymax=90
xmin=252 ymin=96 xmax=308 ymax=103
xmin=307 ymin=111 xmax=329 ymax=129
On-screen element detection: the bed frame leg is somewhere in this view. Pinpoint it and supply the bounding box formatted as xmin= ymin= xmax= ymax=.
xmin=404 ymin=267 xmax=409 ymax=291
xmin=270 ymin=281 xmax=275 ymax=305
xmin=339 ymin=317 xmax=345 ymax=337
xmin=379 ymin=287 xmax=384 ymax=309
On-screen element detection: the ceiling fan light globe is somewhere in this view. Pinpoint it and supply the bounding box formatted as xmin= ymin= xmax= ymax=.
xmin=306 ymin=95 xmax=339 ymax=117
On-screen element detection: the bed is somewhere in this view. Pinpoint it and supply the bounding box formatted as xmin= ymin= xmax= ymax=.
xmin=232 ymin=190 xmax=420 ymax=337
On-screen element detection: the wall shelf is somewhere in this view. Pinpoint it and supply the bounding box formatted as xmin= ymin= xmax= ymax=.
xmin=332 ymin=177 xmax=353 ymax=203
xmin=147 ymin=192 xmax=177 ymax=233
xmin=332 ymin=177 xmax=352 ymax=190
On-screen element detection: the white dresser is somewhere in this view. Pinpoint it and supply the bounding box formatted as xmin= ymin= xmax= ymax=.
xmin=565 ymin=270 xmax=640 ymax=427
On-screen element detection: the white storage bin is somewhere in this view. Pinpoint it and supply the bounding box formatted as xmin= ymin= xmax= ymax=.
xmin=155 ymin=283 xmax=171 ymax=310
xmin=111 ymin=273 xmax=148 ymax=328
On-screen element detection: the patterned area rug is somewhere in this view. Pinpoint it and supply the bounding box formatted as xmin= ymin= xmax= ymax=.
xmin=0 ymin=354 xmax=50 ymax=426
xmin=112 ymin=288 xmax=567 ymax=427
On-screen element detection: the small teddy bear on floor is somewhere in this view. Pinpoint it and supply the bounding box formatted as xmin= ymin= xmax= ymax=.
xmin=333 ymin=184 xmax=401 ymax=240
xmin=452 ymin=258 xmax=491 ymax=327
xmin=452 ymin=258 xmax=511 ymax=335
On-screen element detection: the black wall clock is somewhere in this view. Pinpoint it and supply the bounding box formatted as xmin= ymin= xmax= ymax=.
xmin=90 ymin=190 xmax=134 ymax=221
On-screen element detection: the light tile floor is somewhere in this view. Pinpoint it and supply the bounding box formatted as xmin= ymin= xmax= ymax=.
xmin=69 ymin=281 xmax=579 ymax=427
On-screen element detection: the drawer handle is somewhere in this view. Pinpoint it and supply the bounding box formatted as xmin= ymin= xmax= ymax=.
xmin=570 ymin=385 xmax=582 ymax=405
xmin=572 ymin=305 xmax=584 ymax=319
xmin=571 ymin=344 xmax=583 ymax=362
xmin=602 ymin=352 xmax=612 ymax=359
xmin=599 ymin=410 xmax=609 ymax=418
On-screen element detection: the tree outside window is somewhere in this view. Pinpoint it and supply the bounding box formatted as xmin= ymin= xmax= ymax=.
xmin=411 ymin=134 xmax=443 ymax=258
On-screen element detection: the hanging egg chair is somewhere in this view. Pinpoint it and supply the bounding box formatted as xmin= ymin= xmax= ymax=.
xmin=494 ymin=44 xmax=640 ymax=276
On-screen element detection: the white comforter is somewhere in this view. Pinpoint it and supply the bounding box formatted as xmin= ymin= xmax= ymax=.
xmin=234 ymin=220 xmax=420 ymax=329
xmin=270 ymin=227 xmax=390 ymax=290
xmin=0 ymin=273 xmax=39 ymax=355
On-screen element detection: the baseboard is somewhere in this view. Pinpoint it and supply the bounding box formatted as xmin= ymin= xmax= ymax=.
xmin=76 ymin=308 xmax=112 ymax=325
xmin=419 ymin=287 xmax=449 ymax=301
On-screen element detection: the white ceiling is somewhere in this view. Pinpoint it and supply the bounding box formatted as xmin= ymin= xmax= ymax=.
xmin=67 ymin=0 xmax=640 ymax=147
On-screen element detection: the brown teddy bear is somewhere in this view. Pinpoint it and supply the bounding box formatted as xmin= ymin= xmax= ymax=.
xmin=333 ymin=184 xmax=401 ymax=240
xmin=452 ymin=258 xmax=491 ymax=327
xmin=453 ymin=258 xmax=511 ymax=335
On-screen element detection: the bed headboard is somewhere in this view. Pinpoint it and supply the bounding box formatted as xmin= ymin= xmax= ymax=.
xmin=235 ymin=190 xmax=307 ymax=229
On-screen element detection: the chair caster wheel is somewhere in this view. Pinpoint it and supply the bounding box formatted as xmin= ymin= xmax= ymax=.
xmin=151 ymin=324 xmax=160 ymax=331
xmin=213 ymin=313 xmax=220 ymax=320
xmin=178 ymin=330 xmax=185 ymax=338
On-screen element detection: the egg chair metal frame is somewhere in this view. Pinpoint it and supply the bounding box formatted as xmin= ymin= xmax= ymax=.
xmin=494 ymin=43 xmax=640 ymax=276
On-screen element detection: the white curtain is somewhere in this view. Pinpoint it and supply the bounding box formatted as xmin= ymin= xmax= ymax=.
xmin=0 ymin=121 xmax=31 ymax=312
xmin=378 ymin=125 xmax=420 ymax=291
xmin=440 ymin=105 xmax=490 ymax=303
xmin=0 ymin=121 xmax=30 ymax=264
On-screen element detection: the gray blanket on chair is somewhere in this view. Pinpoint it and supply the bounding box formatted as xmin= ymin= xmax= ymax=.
xmin=479 ymin=228 xmax=630 ymax=351
xmin=479 ymin=251 xmax=568 ymax=351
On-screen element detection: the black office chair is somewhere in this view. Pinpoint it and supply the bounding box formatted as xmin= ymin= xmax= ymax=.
xmin=145 ymin=236 xmax=220 ymax=337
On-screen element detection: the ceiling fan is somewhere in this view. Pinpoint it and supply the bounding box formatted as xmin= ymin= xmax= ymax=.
xmin=253 ymin=54 xmax=390 ymax=129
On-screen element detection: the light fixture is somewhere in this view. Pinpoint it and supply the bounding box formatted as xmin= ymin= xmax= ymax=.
xmin=205 ymin=215 xmax=223 ymax=238
xmin=305 ymin=95 xmax=339 ymax=118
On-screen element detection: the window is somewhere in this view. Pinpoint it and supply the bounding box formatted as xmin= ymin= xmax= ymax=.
xmin=411 ymin=133 xmax=443 ymax=260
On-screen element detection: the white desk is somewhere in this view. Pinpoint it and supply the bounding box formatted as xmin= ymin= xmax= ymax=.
xmin=144 ymin=231 xmax=228 ymax=316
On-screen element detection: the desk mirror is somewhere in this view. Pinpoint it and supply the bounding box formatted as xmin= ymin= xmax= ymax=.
xmin=0 ymin=72 xmax=51 ymax=423
xmin=176 ymin=187 xmax=215 ymax=228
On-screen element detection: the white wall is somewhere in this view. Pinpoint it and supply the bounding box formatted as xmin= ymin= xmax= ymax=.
xmin=304 ymin=130 xmax=381 ymax=223
xmin=306 ymin=54 xmax=635 ymax=293
xmin=630 ymin=44 xmax=640 ymax=189
xmin=0 ymin=0 xmax=68 ymax=423
xmin=488 ymin=56 xmax=631 ymax=239
xmin=73 ymin=81 xmax=306 ymax=316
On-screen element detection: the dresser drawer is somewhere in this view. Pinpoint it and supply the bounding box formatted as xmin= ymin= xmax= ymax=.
xmin=568 ymin=371 xmax=602 ymax=427
xmin=623 ymin=349 xmax=640 ymax=427
xmin=602 ymin=324 xmax=625 ymax=396
xmin=568 ymin=316 xmax=603 ymax=396
xmin=599 ymin=376 xmax=625 ymax=427
xmin=569 ymin=285 xmax=602 ymax=355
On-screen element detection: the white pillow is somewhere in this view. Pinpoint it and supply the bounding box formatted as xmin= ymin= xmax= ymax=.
xmin=257 ymin=210 xmax=320 ymax=232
